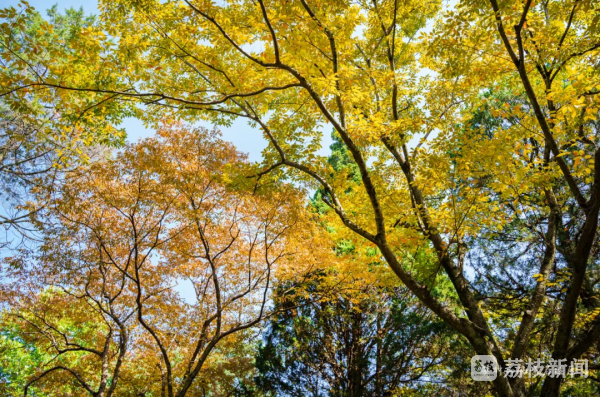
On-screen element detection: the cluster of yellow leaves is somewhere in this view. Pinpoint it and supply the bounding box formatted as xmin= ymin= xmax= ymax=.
xmin=0 ymin=2 xmax=127 ymax=166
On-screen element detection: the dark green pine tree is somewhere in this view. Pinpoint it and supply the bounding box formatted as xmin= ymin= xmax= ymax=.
xmin=251 ymin=277 xmax=457 ymax=397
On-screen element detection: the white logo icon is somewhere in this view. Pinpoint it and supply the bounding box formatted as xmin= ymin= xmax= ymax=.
xmin=471 ymin=355 xmax=498 ymax=381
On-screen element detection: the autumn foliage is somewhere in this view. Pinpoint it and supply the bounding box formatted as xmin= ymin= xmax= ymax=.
xmin=2 ymin=0 xmax=600 ymax=396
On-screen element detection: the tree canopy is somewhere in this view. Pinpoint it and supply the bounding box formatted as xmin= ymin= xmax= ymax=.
xmin=2 ymin=0 xmax=600 ymax=396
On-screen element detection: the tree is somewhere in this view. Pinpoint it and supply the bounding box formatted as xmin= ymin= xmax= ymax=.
xmin=0 ymin=123 xmax=327 ymax=396
xmin=2 ymin=1 xmax=600 ymax=396
xmin=253 ymin=273 xmax=459 ymax=397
